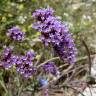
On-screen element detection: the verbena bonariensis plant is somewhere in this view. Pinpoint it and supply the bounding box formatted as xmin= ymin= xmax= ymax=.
xmin=0 ymin=8 xmax=77 ymax=96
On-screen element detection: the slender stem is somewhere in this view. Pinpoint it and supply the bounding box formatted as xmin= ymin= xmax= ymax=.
xmin=37 ymin=57 xmax=60 ymax=68
xmin=16 ymin=74 xmax=24 ymax=96
xmin=82 ymin=40 xmax=92 ymax=75
xmin=0 ymin=80 xmax=8 ymax=93
xmin=35 ymin=53 xmax=43 ymax=66
xmin=17 ymin=85 xmax=23 ymax=96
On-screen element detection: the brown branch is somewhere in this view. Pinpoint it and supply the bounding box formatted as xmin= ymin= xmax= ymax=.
xmin=81 ymin=40 xmax=92 ymax=75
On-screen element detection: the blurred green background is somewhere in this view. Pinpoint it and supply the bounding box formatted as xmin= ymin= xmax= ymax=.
xmin=0 ymin=0 xmax=96 ymax=95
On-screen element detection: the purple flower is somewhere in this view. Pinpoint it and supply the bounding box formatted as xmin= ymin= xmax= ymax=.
xmin=53 ymin=25 xmax=77 ymax=64
xmin=1 ymin=47 xmax=18 ymax=69
xmin=1 ymin=61 xmax=12 ymax=69
xmin=16 ymin=50 xmax=36 ymax=78
xmin=33 ymin=8 xmax=77 ymax=64
xmin=1 ymin=48 xmax=37 ymax=77
xmin=7 ymin=26 xmax=25 ymax=41
xmin=26 ymin=50 xmax=36 ymax=61
xmin=1 ymin=55 xmax=18 ymax=69
xmin=33 ymin=8 xmax=54 ymax=22
xmin=2 ymin=47 xmax=12 ymax=60
xmin=42 ymin=62 xmax=60 ymax=76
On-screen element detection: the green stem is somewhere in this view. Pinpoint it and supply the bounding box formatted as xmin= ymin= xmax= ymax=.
xmin=17 ymin=84 xmax=23 ymax=96
xmin=0 ymin=80 xmax=8 ymax=93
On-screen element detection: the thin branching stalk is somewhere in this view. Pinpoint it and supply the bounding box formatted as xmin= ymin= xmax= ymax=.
xmin=37 ymin=57 xmax=60 ymax=68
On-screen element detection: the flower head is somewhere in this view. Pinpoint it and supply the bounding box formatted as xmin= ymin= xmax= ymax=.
xmin=1 ymin=47 xmax=18 ymax=69
xmin=42 ymin=61 xmax=60 ymax=76
xmin=2 ymin=47 xmax=12 ymax=60
xmin=7 ymin=26 xmax=25 ymax=41
xmin=16 ymin=50 xmax=36 ymax=78
xmin=26 ymin=50 xmax=36 ymax=61
xmin=33 ymin=8 xmax=54 ymax=22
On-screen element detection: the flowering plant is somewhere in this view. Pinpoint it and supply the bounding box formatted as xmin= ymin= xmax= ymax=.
xmin=0 ymin=8 xmax=77 ymax=96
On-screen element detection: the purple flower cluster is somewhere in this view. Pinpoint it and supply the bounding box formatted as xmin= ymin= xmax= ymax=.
xmin=1 ymin=47 xmax=18 ymax=69
xmin=7 ymin=26 xmax=25 ymax=41
xmin=0 ymin=47 xmax=36 ymax=78
xmin=16 ymin=50 xmax=36 ymax=78
xmin=42 ymin=61 xmax=60 ymax=76
xmin=33 ymin=8 xmax=77 ymax=64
